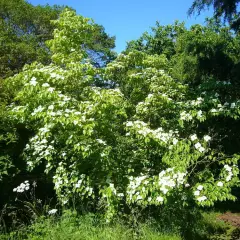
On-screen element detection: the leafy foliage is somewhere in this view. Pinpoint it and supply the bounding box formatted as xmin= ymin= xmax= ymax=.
xmin=1 ymin=6 xmax=240 ymax=240
xmin=1 ymin=8 xmax=239 ymax=225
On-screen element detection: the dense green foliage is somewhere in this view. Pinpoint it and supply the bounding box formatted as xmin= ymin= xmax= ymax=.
xmin=1 ymin=2 xmax=240 ymax=239
xmin=126 ymin=19 xmax=240 ymax=85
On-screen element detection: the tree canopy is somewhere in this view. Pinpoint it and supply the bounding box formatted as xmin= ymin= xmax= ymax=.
xmin=188 ymin=0 xmax=240 ymax=31
xmin=1 ymin=4 xmax=240 ymax=237
xmin=1 ymin=9 xmax=240 ymax=224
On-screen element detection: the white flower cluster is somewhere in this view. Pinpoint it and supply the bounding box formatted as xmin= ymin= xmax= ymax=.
xmin=50 ymin=72 xmax=64 ymax=80
xmin=224 ymin=165 xmax=234 ymax=182
xmin=42 ymin=83 xmax=50 ymax=87
xmin=127 ymin=168 xmax=186 ymax=204
xmin=75 ymin=179 xmax=83 ymax=188
xmin=203 ymin=135 xmax=211 ymax=142
xmin=13 ymin=180 xmax=30 ymax=193
xmin=48 ymin=209 xmax=58 ymax=215
xmin=29 ymin=77 xmax=38 ymax=86
xmin=158 ymin=168 xmax=186 ymax=195
xmin=197 ymin=110 xmax=203 ymax=118
xmin=190 ymin=97 xmax=204 ymax=106
xmin=180 ymin=111 xmax=193 ymax=121
xmin=216 ymin=81 xmax=231 ymax=85
xmin=217 ymin=181 xmax=223 ymax=187
xmin=127 ymin=175 xmax=148 ymax=202
xmin=27 ymin=134 xmax=55 ymax=161
xmin=190 ymin=134 xmax=197 ymax=141
xmin=107 ymin=62 xmax=125 ymax=70
xmin=197 ymin=196 xmax=207 ymax=202
xmin=209 ymin=101 xmax=239 ymax=114
xmin=96 ymin=139 xmax=107 ymax=145
xmin=194 ymin=142 xmax=205 ymax=153
xmin=194 ymin=185 xmax=207 ymax=202
xmin=126 ymin=121 xmax=178 ymax=145
xmin=31 ymin=105 xmax=45 ymax=116
xmin=189 ymin=134 xmax=211 ymax=153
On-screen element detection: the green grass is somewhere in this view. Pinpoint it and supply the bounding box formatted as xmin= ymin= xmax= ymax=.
xmin=0 ymin=211 xmax=181 ymax=240
xmin=1 ymin=209 xmax=239 ymax=240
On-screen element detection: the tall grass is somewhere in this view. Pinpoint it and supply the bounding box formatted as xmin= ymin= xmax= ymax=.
xmin=0 ymin=210 xmax=181 ymax=240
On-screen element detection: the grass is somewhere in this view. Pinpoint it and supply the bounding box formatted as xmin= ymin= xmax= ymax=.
xmin=0 ymin=210 xmax=181 ymax=240
xmin=1 ymin=208 xmax=239 ymax=240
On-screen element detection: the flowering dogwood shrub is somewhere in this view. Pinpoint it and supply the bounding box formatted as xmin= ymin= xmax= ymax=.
xmin=5 ymin=9 xmax=240 ymax=221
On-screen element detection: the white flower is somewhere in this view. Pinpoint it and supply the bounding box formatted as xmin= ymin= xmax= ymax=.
xmin=30 ymin=78 xmax=38 ymax=86
xmin=226 ymin=175 xmax=232 ymax=182
xmin=224 ymin=165 xmax=232 ymax=172
xmin=190 ymin=134 xmax=198 ymax=141
xmin=42 ymin=83 xmax=50 ymax=87
xmin=48 ymin=105 xmax=54 ymax=110
xmin=126 ymin=121 xmax=133 ymax=127
xmin=156 ymin=196 xmax=164 ymax=202
xmin=197 ymin=185 xmax=203 ymax=191
xmin=160 ymin=187 xmax=168 ymax=194
xmin=194 ymin=142 xmax=201 ymax=149
xmin=217 ymin=181 xmax=223 ymax=187
xmin=194 ymin=190 xmax=200 ymax=196
xmin=48 ymin=209 xmax=58 ymax=215
xmin=203 ymin=135 xmax=211 ymax=142
xmin=136 ymin=195 xmax=143 ymax=201
xmin=148 ymin=197 xmax=152 ymax=202
xmin=117 ymin=193 xmax=124 ymax=197
xmin=197 ymin=110 xmax=203 ymax=117
xmin=172 ymin=138 xmax=178 ymax=145
xmin=48 ymin=87 xmax=55 ymax=93
xmin=198 ymin=146 xmax=205 ymax=153
xmin=13 ymin=181 xmax=30 ymax=193
xmin=197 ymin=196 xmax=207 ymax=202
xmin=185 ymin=183 xmax=190 ymax=187
xmin=147 ymin=94 xmax=154 ymax=99
xmin=231 ymin=102 xmax=236 ymax=108
xmin=210 ymin=109 xmax=217 ymax=113
xmin=27 ymin=161 xmax=33 ymax=167
xmin=96 ymin=139 xmax=106 ymax=145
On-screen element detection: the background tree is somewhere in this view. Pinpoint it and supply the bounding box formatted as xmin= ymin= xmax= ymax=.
xmin=0 ymin=0 xmax=63 ymax=79
xmin=0 ymin=0 xmax=116 ymax=80
xmin=125 ymin=20 xmax=240 ymax=87
xmin=188 ymin=0 xmax=240 ymax=31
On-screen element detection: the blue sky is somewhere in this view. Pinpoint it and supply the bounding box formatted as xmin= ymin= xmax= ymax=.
xmin=29 ymin=0 xmax=212 ymax=52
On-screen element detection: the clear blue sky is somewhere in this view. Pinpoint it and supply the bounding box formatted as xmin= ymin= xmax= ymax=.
xmin=28 ymin=0 xmax=213 ymax=52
